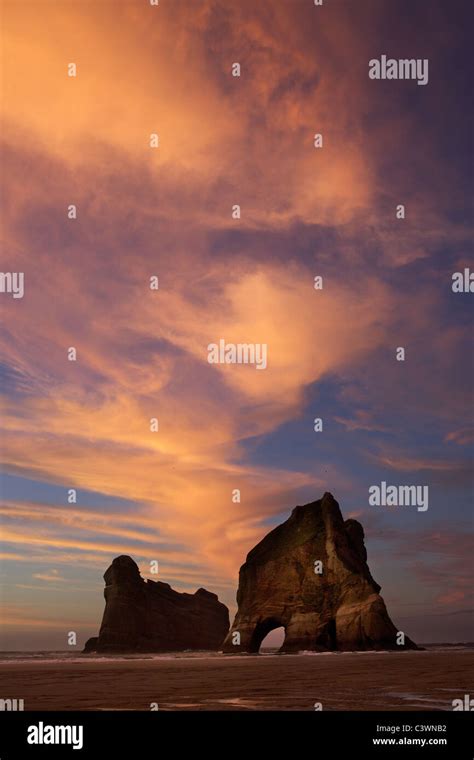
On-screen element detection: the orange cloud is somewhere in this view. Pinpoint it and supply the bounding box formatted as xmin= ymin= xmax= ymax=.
xmin=1 ymin=0 xmax=377 ymax=231
xmin=32 ymin=569 xmax=66 ymax=583
xmin=445 ymin=428 xmax=474 ymax=446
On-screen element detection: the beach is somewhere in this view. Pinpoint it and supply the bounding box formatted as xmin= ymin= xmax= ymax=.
xmin=0 ymin=649 xmax=471 ymax=711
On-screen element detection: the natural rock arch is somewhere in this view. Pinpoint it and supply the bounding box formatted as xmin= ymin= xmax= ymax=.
xmin=223 ymin=493 xmax=417 ymax=654
xmin=249 ymin=618 xmax=285 ymax=653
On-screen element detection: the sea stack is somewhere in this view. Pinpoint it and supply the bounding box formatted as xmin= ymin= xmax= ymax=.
xmin=223 ymin=492 xmax=417 ymax=653
xmin=84 ymin=555 xmax=229 ymax=652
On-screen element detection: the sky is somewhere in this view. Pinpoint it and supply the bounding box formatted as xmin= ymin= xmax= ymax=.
xmin=0 ymin=0 xmax=473 ymax=650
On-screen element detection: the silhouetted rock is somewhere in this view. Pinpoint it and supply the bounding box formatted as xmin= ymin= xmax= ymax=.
xmin=83 ymin=555 xmax=229 ymax=652
xmin=83 ymin=636 xmax=98 ymax=653
xmin=223 ymin=493 xmax=417 ymax=653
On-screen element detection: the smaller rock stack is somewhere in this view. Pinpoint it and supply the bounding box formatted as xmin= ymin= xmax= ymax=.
xmin=83 ymin=555 xmax=230 ymax=653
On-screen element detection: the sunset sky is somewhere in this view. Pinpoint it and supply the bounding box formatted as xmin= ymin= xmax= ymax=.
xmin=1 ymin=0 xmax=472 ymax=650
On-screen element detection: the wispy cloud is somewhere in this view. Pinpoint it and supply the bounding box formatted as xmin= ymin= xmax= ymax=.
xmin=32 ymin=569 xmax=66 ymax=583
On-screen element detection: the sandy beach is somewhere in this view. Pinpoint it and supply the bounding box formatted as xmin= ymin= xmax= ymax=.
xmin=1 ymin=650 xmax=472 ymax=711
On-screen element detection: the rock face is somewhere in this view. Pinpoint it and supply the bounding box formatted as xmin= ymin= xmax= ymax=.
xmin=223 ymin=493 xmax=417 ymax=653
xmin=84 ymin=555 xmax=229 ymax=652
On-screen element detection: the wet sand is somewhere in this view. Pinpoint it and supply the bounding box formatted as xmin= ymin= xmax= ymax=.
xmin=1 ymin=650 xmax=472 ymax=711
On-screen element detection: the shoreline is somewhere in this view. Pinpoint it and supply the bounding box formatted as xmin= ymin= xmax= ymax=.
xmin=0 ymin=650 xmax=471 ymax=711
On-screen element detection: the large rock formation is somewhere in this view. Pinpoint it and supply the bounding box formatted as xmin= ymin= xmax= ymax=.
xmin=223 ymin=493 xmax=417 ymax=653
xmin=84 ymin=555 xmax=229 ymax=652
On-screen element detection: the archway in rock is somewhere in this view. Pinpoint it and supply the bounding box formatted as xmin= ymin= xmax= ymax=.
xmin=259 ymin=625 xmax=285 ymax=653
xmin=249 ymin=618 xmax=285 ymax=653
